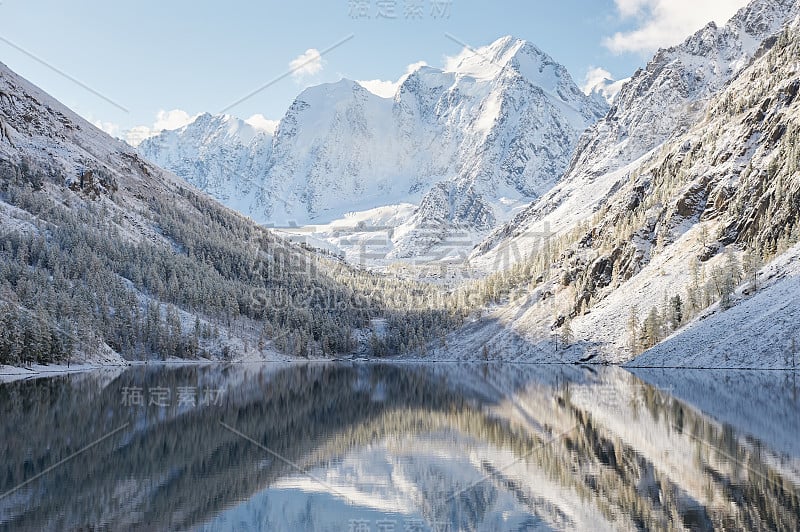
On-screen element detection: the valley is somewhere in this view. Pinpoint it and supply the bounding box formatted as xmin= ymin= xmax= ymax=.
xmin=2 ymin=1 xmax=800 ymax=530
xmin=2 ymin=0 xmax=800 ymax=370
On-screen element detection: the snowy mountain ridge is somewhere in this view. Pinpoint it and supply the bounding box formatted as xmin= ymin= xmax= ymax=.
xmin=140 ymin=36 xmax=607 ymax=259
xmin=431 ymin=3 xmax=800 ymax=367
xmin=136 ymin=0 xmax=800 ymax=367
xmin=1 ymin=56 xmax=466 ymax=366
xmin=139 ymin=112 xmax=274 ymax=219
xmin=476 ymin=0 xmax=800 ymax=260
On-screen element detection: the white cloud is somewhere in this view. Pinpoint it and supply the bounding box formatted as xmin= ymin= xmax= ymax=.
xmin=582 ymin=67 xmax=615 ymax=94
xmin=289 ymin=48 xmax=324 ymax=79
xmin=123 ymin=109 xmax=198 ymax=146
xmin=245 ymin=113 xmax=280 ymax=134
xmin=124 ymin=125 xmax=157 ymax=147
xmin=581 ymin=67 xmax=629 ymax=104
xmin=357 ymin=61 xmax=428 ymax=98
xmin=404 ymin=61 xmax=429 ymax=75
xmin=443 ymin=48 xmax=470 ymax=72
xmin=614 ymin=0 xmax=650 ymax=18
xmin=604 ymin=0 xmax=750 ymax=54
xmin=93 ymin=120 xmax=120 ymax=138
xmin=357 ymin=79 xmax=399 ymax=98
xmin=153 ymin=109 xmax=194 ymax=131
xmin=603 ymin=79 xmax=629 ymax=103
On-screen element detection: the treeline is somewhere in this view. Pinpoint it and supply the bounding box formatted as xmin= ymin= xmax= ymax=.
xmin=451 ymin=24 xmax=800 ymax=350
xmin=625 ymin=247 xmax=766 ymax=353
xmin=4 ymin=23 xmax=800 ymax=366
xmin=0 ymin=156 xmax=468 ymax=365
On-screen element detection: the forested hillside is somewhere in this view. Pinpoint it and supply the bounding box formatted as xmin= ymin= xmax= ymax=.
xmin=0 ymin=63 xmax=466 ymax=366
xmin=3 ymin=1 xmax=800 ymax=368
xmin=436 ymin=13 xmax=800 ymax=364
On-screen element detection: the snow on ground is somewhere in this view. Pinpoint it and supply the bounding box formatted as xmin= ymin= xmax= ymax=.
xmin=275 ymin=194 xmax=535 ymax=270
xmin=0 ymin=361 xmax=125 ymax=383
xmin=417 ymin=224 xmax=799 ymax=369
xmin=632 ymin=241 xmax=800 ymax=368
xmin=275 ymin=203 xmax=418 ymax=267
xmin=423 ymin=221 xmax=710 ymax=363
xmin=0 ymin=197 xmax=43 ymax=235
xmin=472 ymin=151 xmax=657 ymax=273
xmin=569 ymin=222 xmax=727 ymax=363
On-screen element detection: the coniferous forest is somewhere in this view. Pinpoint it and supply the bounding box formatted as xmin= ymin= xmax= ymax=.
xmin=0 ymin=156 xmax=468 ymax=365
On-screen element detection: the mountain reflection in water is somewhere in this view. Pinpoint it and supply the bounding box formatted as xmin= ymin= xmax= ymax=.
xmin=0 ymin=363 xmax=798 ymax=531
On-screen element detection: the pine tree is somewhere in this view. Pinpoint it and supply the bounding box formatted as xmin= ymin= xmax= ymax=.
xmin=560 ymin=316 xmax=574 ymax=348
xmin=743 ymin=249 xmax=763 ymax=291
xmin=687 ymin=258 xmax=701 ymax=314
xmin=669 ymin=295 xmax=683 ymax=329
xmin=699 ymin=224 xmax=709 ymax=250
xmin=643 ymin=307 xmax=663 ymax=349
xmin=719 ymin=261 xmax=737 ymax=310
xmin=725 ymin=247 xmax=742 ymax=285
xmin=627 ymin=306 xmax=640 ymax=355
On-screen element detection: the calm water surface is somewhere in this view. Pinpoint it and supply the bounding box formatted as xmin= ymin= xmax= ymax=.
xmin=0 ymin=363 xmax=798 ymax=531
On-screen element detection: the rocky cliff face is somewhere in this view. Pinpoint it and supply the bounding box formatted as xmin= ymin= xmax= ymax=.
xmin=139 ymin=113 xmax=273 ymax=220
xmin=477 ymin=0 xmax=800 ymax=259
xmin=458 ymin=3 xmax=800 ymax=365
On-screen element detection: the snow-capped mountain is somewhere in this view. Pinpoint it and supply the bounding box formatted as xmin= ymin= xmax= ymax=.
xmin=2 ymin=56 xmax=455 ymax=365
xmin=139 ymin=113 xmax=273 ymax=219
xmin=477 ymin=0 xmax=800 ymax=258
xmin=140 ymin=36 xmax=607 ymax=258
xmin=448 ymin=3 xmax=800 ymax=366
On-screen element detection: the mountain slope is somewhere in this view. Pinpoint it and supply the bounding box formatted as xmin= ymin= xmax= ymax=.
xmin=565 ymin=14 xmax=800 ymax=363
xmin=440 ymin=5 xmax=800 ymax=367
xmin=140 ymin=36 xmax=607 ymax=259
xmin=631 ymin=242 xmax=800 ymax=368
xmin=0 ymin=61 xmax=464 ymax=366
xmin=476 ymin=0 xmax=800 ymax=262
xmin=139 ymin=113 xmax=273 ymax=220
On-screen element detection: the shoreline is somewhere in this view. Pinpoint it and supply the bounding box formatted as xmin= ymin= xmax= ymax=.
xmin=3 ymin=357 xmax=798 ymax=383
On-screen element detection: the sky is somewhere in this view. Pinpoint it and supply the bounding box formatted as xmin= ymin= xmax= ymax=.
xmin=0 ymin=0 xmax=752 ymax=145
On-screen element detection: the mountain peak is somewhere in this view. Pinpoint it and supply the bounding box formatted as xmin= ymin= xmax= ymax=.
xmin=480 ymin=35 xmax=548 ymax=62
xmin=446 ymin=35 xmax=552 ymax=81
xmin=484 ymin=35 xmax=530 ymax=56
xmin=293 ymin=78 xmax=373 ymax=108
xmin=476 ymin=0 xmax=800 ymax=273
xmin=180 ymin=113 xmax=246 ymax=136
xmin=140 ymin=34 xmax=606 ymax=253
xmin=441 ymin=35 xmax=594 ymax=112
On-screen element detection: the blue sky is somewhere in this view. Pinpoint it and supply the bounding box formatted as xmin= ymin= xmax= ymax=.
xmin=0 ymin=0 xmax=751 ymax=143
